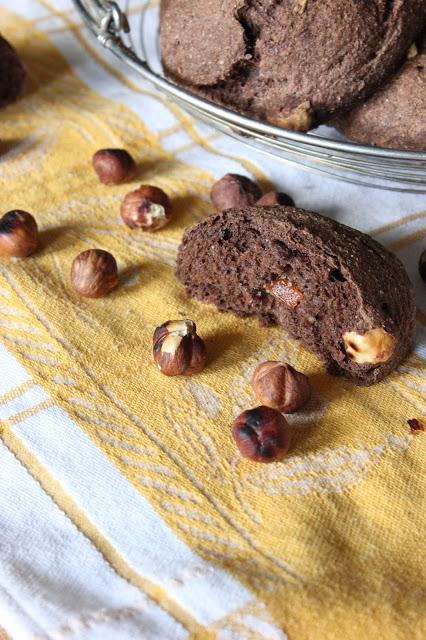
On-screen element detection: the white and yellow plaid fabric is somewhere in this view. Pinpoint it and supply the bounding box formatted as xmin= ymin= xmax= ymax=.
xmin=0 ymin=2 xmax=425 ymax=639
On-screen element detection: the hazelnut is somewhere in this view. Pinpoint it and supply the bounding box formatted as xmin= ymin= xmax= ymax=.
xmin=92 ymin=148 xmax=136 ymax=185
xmin=153 ymin=319 xmax=207 ymax=376
xmin=256 ymin=191 xmax=295 ymax=207
xmin=232 ymin=406 xmax=291 ymax=463
xmin=408 ymin=418 xmax=424 ymax=433
xmin=266 ymin=277 xmax=304 ymax=308
xmin=71 ymin=249 xmax=118 ymax=298
xmin=121 ymin=185 xmax=171 ymax=232
xmin=268 ymin=101 xmax=315 ymax=132
xmin=419 ymin=249 xmax=426 ymax=283
xmin=0 ymin=36 xmax=25 ymax=108
xmin=0 ymin=210 xmax=38 ymax=258
xmin=252 ymin=361 xmax=311 ymax=413
xmin=210 ymin=174 xmax=262 ymax=212
xmin=343 ymin=328 xmax=395 ymax=365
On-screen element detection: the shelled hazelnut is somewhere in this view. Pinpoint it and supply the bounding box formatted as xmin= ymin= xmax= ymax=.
xmin=252 ymin=361 xmax=311 ymax=413
xmin=232 ymin=406 xmax=291 ymax=463
xmin=153 ymin=319 xmax=206 ymax=376
xmin=268 ymin=101 xmax=315 ymax=132
xmin=210 ymin=174 xmax=262 ymax=212
xmin=256 ymin=191 xmax=295 ymax=207
xmin=343 ymin=328 xmax=395 ymax=365
xmin=0 ymin=210 xmax=38 ymax=258
xmin=419 ymin=249 xmax=426 ymax=283
xmin=266 ymin=277 xmax=304 ymax=308
xmin=92 ymin=148 xmax=135 ymax=185
xmin=121 ymin=185 xmax=171 ymax=231
xmin=71 ymin=249 xmax=118 ymax=298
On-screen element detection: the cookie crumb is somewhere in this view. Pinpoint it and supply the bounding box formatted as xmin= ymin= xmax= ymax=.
xmin=408 ymin=418 xmax=425 ymax=433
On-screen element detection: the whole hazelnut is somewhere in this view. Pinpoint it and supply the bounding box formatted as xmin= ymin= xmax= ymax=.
xmin=0 ymin=210 xmax=38 ymax=258
xmin=153 ymin=319 xmax=207 ymax=376
xmin=121 ymin=185 xmax=171 ymax=231
xmin=419 ymin=249 xmax=426 ymax=283
xmin=210 ymin=174 xmax=262 ymax=212
xmin=92 ymin=148 xmax=135 ymax=185
xmin=256 ymin=191 xmax=295 ymax=207
xmin=0 ymin=36 xmax=25 ymax=108
xmin=408 ymin=418 xmax=424 ymax=433
xmin=232 ymin=406 xmax=291 ymax=463
xmin=71 ymin=249 xmax=118 ymax=298
xmin=252 ymin=361 xmax=311 ymax=413
xmin=343 ymin=328 xmax=395 ymax=365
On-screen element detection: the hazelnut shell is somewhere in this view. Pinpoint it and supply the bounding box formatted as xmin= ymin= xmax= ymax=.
xmin=121 ymin=185 xmax=171 ymax=232
xmin=252 ymin=361 xmax=311 ymax=413
xmin=153 ymin=319 xmax=207 ymax=376
xmin=256 ymin=191 xmax=295 ymax=207
xmin=71 ymin=249 xmax=119 ymax=298
xmin=419 ymin=249 xmax=426 ymax=283
xmin=232 ymin=406 xmax=291 ymax=463
xmin=0 ymin=210 xmax=38 ymax=258
xmin=92 ymin=148 xmax=135 ymax=185
xmin=210 ymin=174 xmax=262 ymax=212
xmin=0 ymin=36 xmax=25 ymax=108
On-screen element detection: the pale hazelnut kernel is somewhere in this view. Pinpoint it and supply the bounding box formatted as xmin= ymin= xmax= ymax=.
xmin=71 ymin=249 xmax=119 ymax=298
xmin=210 ymin=174 xmax=262 ymax=212
xmin=121 ymin=185 xmax=171 ymax=232
xmin=407 ymin=42 xmax=418 ymax=59
xmin=153 ymin=319 xmax=207 ymax=376
xmin=0 ymin=210 xmax=38 ymax=258
xmin=343 ymin=328 xmax=395 ymax=365
xmin=92 ymin=148 xmax=136 ymax=185
xmin=252 ymin=361 xmax=311 ymax=413
xmin=267 ymin=101 xmax=315 ymax=132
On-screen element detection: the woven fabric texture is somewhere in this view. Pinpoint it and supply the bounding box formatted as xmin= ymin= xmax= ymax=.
xmin=0 ymin=3 xmax=425 ymax=639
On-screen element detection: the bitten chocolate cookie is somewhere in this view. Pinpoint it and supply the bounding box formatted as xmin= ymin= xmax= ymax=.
xmin=176 ymin=207 xmax=416 ymax=385
xmin=0 ymin=35 xmax=25 ymax=108
xmin=335 ymin=38 xmax=426 ymax=151
xmin=160 ymin=0 xmax=426 ymax=130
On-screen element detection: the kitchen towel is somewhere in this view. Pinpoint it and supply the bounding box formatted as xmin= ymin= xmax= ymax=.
xmin=0 ymin=2 xmax=425 ymax=639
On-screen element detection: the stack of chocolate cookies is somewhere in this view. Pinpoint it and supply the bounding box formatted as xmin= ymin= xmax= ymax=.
xmin=160 ymin=0 xmax=426 ymax=150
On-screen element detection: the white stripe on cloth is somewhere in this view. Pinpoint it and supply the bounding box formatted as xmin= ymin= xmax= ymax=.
xmin=0 ymin=441 xmax=186 ymax=640
xmin=0 ymin=345 xmax=253 ymax=626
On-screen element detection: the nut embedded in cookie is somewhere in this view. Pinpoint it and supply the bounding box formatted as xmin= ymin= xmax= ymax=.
xmin=343 ymin=328 xmax=395 ymax=365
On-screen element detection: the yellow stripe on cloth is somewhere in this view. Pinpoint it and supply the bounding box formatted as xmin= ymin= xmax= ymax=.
xmin=37 ymin=0 xmax=273 ymax=190
xmin=0 ymin=7 xmax=425 ymax=640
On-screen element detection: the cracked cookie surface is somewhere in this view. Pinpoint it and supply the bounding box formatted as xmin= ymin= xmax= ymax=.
xmin=176 ymin=206 xmax=416 ymax=385
xmin=335 ymin=36 xmax=426 ymax=150
xmin=160 ymin=0 xmax=426 ymax=129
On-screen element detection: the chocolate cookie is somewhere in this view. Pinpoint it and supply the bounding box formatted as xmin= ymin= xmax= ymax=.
xmin=0 ymin=35 xmax=25 ymax=108
xmin=160 ymin=1 xmax=426 ymax=130
xmin=335 ymin=38 xmax=426 ymax=151
xmin=176 ymin=206 xmax=416 ymax=385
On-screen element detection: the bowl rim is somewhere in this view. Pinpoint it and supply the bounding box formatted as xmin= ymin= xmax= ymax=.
xmin=73 ymin=0 xmax=426 ymax=168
